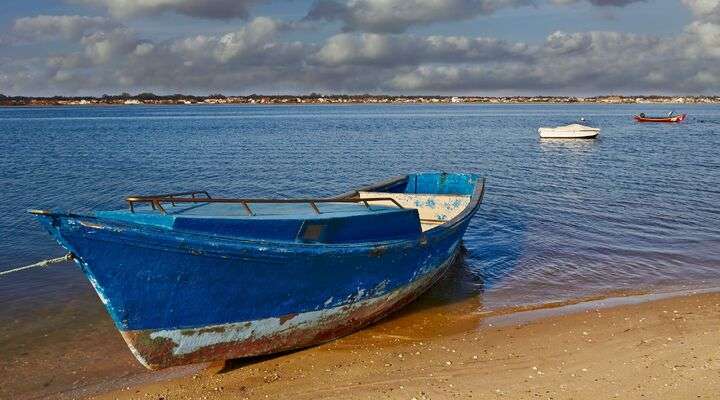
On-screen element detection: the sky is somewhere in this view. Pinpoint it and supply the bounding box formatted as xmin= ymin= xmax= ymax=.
xmin=1 ymin=0 xmax=719 ymax=96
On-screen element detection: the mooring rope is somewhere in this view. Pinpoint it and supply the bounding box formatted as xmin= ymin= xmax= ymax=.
xmin=0 ymin=253 xmax=74 ymax=276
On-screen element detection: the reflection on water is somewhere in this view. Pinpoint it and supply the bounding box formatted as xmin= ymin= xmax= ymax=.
xmin=538 ymin=137 xmax=599 ymax=152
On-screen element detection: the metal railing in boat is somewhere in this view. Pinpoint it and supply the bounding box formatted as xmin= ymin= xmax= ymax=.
xmin=126 ymin=192 xmax=404 ymax=216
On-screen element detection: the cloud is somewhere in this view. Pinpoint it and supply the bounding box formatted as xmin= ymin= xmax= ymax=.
xmin=308 ymin=28 xmax=719 ymax=93
xmin=682 ymin=20 xmax=720 ymax=57
xmin=305 ymin=0 xmax=533 ymax=33
xmin=13 ymin=15 xmax=117 ymax=41
xmin=164 ymin=17 xmax=305 ymax=65
xmin=81 ymin=28 xmax=145 ymax=64
xmin=551 ymin=0 xmax=646 ymax=7
xmin=211 ymin=17 xmax=286 ymax=62
xmin=73 ymin=0 xmax=264 ymax=19
xmin=311 ymin=30 xmax=668 ymax=90
xmin=388 ymin=31 xmax=658 ymax=91
xmin=24 ymin=17 xmax=309 ymax=93
xmin=5 ymin=9 xmax=720 ymax=96
xmin=314 ymin=33 xmax=531 ymax=66
xmin=682 ymin=0 xmax=720 ymax=22
xmin=585 ymin=0 xmax=644 ymax=5
xmin=305 ymin=0 xmax=649 ymax=33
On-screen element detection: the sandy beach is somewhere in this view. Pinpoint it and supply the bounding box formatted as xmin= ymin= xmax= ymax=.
xmin=77 ymin=288 xmax=719 ymax=400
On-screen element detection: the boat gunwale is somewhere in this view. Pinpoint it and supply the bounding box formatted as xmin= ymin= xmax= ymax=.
xmin=32 ymin=173 xmax=485 ymax=253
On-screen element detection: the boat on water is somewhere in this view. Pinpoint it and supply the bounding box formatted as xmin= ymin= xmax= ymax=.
xmin=633 ymin=112 xmax=686 ymax=122
xmin=538 ymin=124 xmax=600 ymax=139
xmin=30 ymin=172 xmax=485 ymax=370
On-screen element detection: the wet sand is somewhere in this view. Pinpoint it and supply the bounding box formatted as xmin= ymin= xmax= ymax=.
xmin=0 ymin=273 xmax=214 ymax=400
xmin=0 ymin=283 xmax=144 ymax=400
xmin=84 ymin=290 xmax=720 ymax=400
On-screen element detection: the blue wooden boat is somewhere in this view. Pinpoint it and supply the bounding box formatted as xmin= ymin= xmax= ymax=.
xmin=31 ymin=172 xmax=485 ymax=370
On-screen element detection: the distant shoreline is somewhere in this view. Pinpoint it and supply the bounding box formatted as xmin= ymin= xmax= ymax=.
xmin=1 ymin=94 xmax=719 ymax=107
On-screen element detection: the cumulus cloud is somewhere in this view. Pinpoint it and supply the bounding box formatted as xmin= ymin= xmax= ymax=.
xmin=551 ymin=0 xmax=646 ymax=7
xmin=73 ymin=0 xmax=264 ymax=19
xmin=13 ymin=15 xmax=117 ymax=41
xmin=427 ymin=33 xmax=674 ymax=90
xmin=4 ymin=5 xmax=720 ymax=95
xmin=305 ymin=0 xmax=533 ymax=33
xmin=15 ymin=29 xmax=720 ymax=93
xmin=12 ymin=16 xmax=309 ymax=94
xmin=682 ymin=0 xmax=720 ymax=22
xmin=163 ymin=17 xmax=305 ymax=66
xmin=306 ymin=28 xmax=720 ymax=93
xmin=314 ymin=33 xmax=531 ymax=66
xmin=586 ymin=0 xmax=645 ymax=5
xmin=81 ymin=28 xmax=145 ymax=64
xmin=682 ymin=20 xmax=720 ymax=57
xmin=305 ymin=0 xmax=649 ymax=34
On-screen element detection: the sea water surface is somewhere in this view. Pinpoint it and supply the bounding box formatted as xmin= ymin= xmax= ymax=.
xmin=1 ymin=104 xmax=720 ymax=311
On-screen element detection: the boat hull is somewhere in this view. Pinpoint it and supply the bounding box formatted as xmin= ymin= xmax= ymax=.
xmin=633 ymin=114 xmax=686 ymax=122
xmin=34 ymin=174 xmax=484 ymax=370
xmin=119 ymin=247 xmax=460 ymax=369
xmin=41 ymin=216 xmax=466 ymax=369
xmin=538 ymin=128 xmax=599 ymax=139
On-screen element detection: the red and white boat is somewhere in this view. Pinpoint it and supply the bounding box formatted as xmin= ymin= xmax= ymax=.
xmin=633 ymin=113 xmax=686 ymax=122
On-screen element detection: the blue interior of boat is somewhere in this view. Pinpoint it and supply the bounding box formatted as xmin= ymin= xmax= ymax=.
xmin=383 ymin=172 xmax=478 ymax=196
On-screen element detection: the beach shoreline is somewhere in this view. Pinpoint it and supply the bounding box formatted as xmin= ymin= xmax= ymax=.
xmin=51 ymin=288 xmax=720 ymax=400
xmin=95 ymin=290 xmax=720 ymax=400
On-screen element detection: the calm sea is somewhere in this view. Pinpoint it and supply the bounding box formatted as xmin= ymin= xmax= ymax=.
xmin=1 ymin=104 xmax=719 ymax=314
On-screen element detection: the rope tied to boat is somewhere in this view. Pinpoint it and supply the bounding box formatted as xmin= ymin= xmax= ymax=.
xmin=0 ymin=253 xmax=74 ymax=276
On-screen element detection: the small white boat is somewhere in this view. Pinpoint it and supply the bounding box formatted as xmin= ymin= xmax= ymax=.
xmin=538 ymin=124 xmax=600 ymax=139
